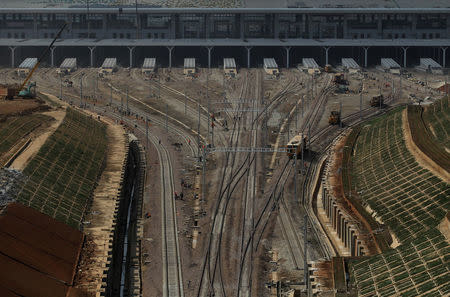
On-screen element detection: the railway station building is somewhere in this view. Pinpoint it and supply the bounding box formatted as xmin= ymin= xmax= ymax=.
xmin=0 ymin=1 xmax=449 ymax=69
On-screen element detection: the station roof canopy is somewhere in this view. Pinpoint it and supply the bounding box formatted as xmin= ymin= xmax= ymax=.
xmin=264 ymin=58 xmax=278 ymax=69
xmin=59 ymin=58 xmax=76 ymax=69
xmin=420 ymin=58 xmax=442 ymax=68
xmin=0 ymin=203 xmax=84 ymax=297
xmin=142 ymin=58 xmax=156 ymax=69
xmin=184 ymin=58 xmax=195 ymax=69
xmin=101 ymin=57 xmax=117 ymax=69
xmin=341 ymin=58 xmax=360 ymax=69
xmin=18 ymin=57 xmax=37 ymax=69
xmin=224 ymin=58 xmax=236 ymax=69
xmin=0 ymin=38 xmax=449 ymax=48
xmin=303 ymin=58 xmax=319 ymax=69
xmin=381 ymin=58 xmax=401 ymax=69
xmin=2 ymin=0 xmax=450 ymax=9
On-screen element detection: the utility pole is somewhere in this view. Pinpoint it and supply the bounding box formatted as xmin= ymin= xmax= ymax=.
xmin=207 ymin=70 xmax=210 ymax=144
xmin=339 ymin=101 xmax=343 ymax=128
xmin=59 ymin=74 xmax=62 ymax=100
xmin=301 ymin=142 xmax=304 ymax=175
xmin=80 ymin=74 xmax=83 ymax=107
xmin=304 ymin=215 xmax=309 ymax=295
xmin=165 ymin=103 xmax=168 ymax=132
xmin=184 ymin=79 xmax=187 ymax=115
xmin=302 ymin=95 xmax=304 ymax=117
xmin=308 ymin=124 xmax=311 ymax=149
xmin=158 ymin=74 xmax=161 ymax=98
xmin=201 ymin=146 xmax=206 ymax=201
xmin=110 ymin=84 xmax=113 ymax=105
xmin=197 ymin=102 xmax=201 ymax=158
xmin=294 ymin=154 xmax=297 ymax=201
xmin=145 ymin=117 xmax=149 ymax=149
xmin=360 ymin=79 xmax=363 ymax=119
xmin=120 ymin=95 xmax=123 ymax=121
xmin=126 ymin=88 xmax=129 ymax=114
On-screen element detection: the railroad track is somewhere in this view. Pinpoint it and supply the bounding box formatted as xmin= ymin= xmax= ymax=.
xmin=35 ymin=78 xmax=187 ymax=297
xmin=157 ymin=134 xmax=184 ymax=297
xmin=197 ymin=71 xmax=251 ymax=297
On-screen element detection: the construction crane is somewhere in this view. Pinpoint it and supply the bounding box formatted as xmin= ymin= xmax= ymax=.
xmin=17 ymin=23 xmax=67 ymax=98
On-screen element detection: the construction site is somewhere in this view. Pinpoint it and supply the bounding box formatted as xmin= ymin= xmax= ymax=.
xmin=0 ymin=1 xmax=449 ymax=297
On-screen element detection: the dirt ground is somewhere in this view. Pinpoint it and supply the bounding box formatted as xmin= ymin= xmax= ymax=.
xmin=0 ymin=99 xmax=46 ymax=118
xmin=74 ymin=110 xmax=127 ymax=295
xmin=9 ymin=108 xmax=66 ymax=170
xmin=1 ymin=65 xmax=448 ymax=297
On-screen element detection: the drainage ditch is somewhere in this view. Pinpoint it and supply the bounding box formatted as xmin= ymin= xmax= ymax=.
xmin=104 ymin=139 xmax=145 ymax=297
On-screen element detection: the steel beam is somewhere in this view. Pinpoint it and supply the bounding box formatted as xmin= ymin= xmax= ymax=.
xmin=88 ymin=46 xmax=96 ymax=67
xmin=50 ymin=46 xmax=56 ymax=67
xmin=442 ymin=47 xmax=448 ymax=68
xmin=206 ymin=46 xmax=213 ymax=69
xmin=363 ymin=47 xmax=369 ymax=68
xmin=401 ymin=46 xmax=409 ymax=68
xmin=284 ymin=46 xmax=291 ymax=68
xmin=167 ymin=46 xmax=174 ymax=68
xmin=246 ymin=46 xmax=252 ymax=68
xmin=9 ymin=46 xmax=16 ymax=68
xmin=128 ymin=46 xmax=135 ymax=68
xmin=324 ymin=46 xmax=331 ymax=65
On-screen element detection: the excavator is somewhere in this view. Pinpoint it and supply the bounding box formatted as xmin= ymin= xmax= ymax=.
xmin=1 ymin=23 xmax=67 ymax=99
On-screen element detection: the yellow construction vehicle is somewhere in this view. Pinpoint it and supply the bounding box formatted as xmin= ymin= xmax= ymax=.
xmin=14 ymin=23 xmax=67 ymax=99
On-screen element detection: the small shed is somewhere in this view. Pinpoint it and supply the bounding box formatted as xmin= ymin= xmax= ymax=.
xmin=57 ymin=58 xmax=77 ymax=74
xmin=17 ymin=58 xmax=38 ymax=76
xmin=341 ymin=58 xmax=360 ymax=73
xmin=184 ymin=58 xmax=196 ymax=75
xmin=224 ymin=58 xmax=237 ymax=76
xmin=142 ymin=58 xmax=156 ymax=75
xmin=418 ymin=58 xmax=443 ymax=74
xmin=99 ymin=58 xmax=118 ymax=75
xmin=263 ymin=58 xmax=279 ymax=75
xmin=302 ymin=58 xmax=320 ymax=74
xmin=380 ymin=58 xmax=401 ymax=74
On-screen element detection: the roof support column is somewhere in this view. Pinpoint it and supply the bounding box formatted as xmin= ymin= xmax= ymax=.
xmin=246 ymin=46 xmax=252 ymax=69
xmin=167 ymin=46 xmax=174 ymax=69
xmin=324 ymin=46 xmax=331 ymax=65
xmin=88 ymin=46 xmax=96 ymax=68
xmin=128 ymin=46 xmax=135 ymax=68
xmin=401 ymin=46 xmax=409 ymax=68
xmin=442 ymin=47 xmax=448 ymax=68
xmin=50 ymin=46 xmax=56 ymax=68
xmin=363 ymin=47 xmax=370 ymax=68
xmin=284 ymin=46 xmax=291 ymax=68
xmin=9 ymin=46 xmax=16 ymax=68
xmin=206 ymin=46 xmax=213 ymax=69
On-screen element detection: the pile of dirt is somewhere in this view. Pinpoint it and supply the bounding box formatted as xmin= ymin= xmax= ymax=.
xmin=0 ymin=99 xmax=50 ymax=121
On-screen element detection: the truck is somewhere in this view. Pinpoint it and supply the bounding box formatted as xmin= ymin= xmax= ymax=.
xmin=328 ymin=111 xmax=341 ymax=125
xmin=0 ymin=84 xmax=19 ymax=100
xmin=370 ymin=94 xmax=384 ymax=107
xmin=333 ymin=73 xmax=347 ymax=85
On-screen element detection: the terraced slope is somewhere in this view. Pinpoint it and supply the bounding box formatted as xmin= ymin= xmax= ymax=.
xmin=348 ymin=107 xmax=450 ymax=297
xmin=352 ymin=108 xmax=449 ymax=242
xmin=16 ymin=109 xmax=107 ymax=229
xmin=351 ymin=228 xmax=449 ymax=297
xmin=0 ymin=114 xmax=52 ymax=164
